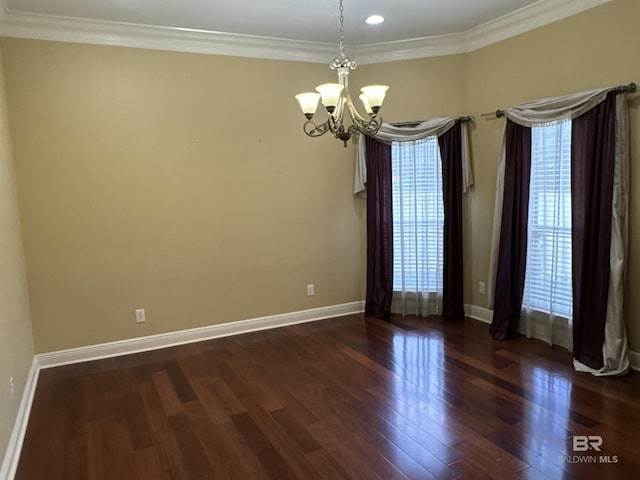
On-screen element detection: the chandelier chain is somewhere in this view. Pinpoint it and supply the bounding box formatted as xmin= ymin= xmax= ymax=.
xmin=331 ymin=0 xmax=356 ymax=70
xmin=338 ymin=0 xmax=345 ymax=60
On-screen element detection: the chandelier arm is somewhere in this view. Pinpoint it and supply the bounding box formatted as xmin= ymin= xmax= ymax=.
xmin=347 ymin=104 xmax=376 ymax=128
xmin=356 ymin=115 xmax=382 ymax=134
xmin=353 ymin=115 xmax=383 ymax=136
xmin=342 ymin=86 xmax=364 ymax=123
xmin=342 ymin=86 xmax=383 ymax=135
xmin=303 ymin=119 xmax=331 ymax=137
xmin=327 ymin=113 xmax=340 ymax=134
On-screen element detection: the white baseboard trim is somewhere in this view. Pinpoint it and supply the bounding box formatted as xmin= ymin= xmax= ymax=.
xmin=464 ymin=304 xmax=493 ymax=324
xmin=0 ymin=357 xmax=40 ymax=480
xmin=37 ymin=301 xmax=365 ymax=369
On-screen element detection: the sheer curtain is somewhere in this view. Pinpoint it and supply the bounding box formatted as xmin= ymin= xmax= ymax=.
xmin=520 ymin=120 xmax=573 ymax=349
xmin=391 ymin=137 xmax=443 ymax=317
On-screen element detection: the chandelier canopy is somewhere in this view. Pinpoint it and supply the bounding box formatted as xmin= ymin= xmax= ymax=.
xmin=295 ymin=0 xmax=389 ymax=147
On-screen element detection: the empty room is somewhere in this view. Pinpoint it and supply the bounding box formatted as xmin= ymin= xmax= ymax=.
xmin=1 ymin=0 xmax=640 ymax=478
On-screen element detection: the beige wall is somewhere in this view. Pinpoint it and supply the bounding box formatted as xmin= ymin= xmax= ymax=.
xmin=0 ymin=40 xmax=466 ymax=353
xmin=0 ymin=0 xmax=639 ymax=358
xmin=465 ymin=0 xmax=640 ymax=349
xmin=0 ymin=46 xmax=34 ymax=465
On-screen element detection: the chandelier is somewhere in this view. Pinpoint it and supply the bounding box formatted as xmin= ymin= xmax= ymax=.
xmin=295 ymin=0 xmax=389 ymax=147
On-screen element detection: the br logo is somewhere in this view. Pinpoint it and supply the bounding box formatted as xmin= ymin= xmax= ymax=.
xmin=572 ymin=435 xmax=603 ymax=452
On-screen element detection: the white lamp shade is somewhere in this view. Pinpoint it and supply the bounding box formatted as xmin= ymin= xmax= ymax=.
xmin=315 ymin=83 xmax=344 ymax=110
xmin=360 ymin=85 xmax=389 ymax=108
xmin=359 ymin=93 xmax=373 ymax=115
xmin=295 ymin=92 xmax=321 ymax=116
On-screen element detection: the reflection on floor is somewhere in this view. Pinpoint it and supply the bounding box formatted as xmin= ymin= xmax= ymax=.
xmin=16 ymin=314 xmax=640 ymax=479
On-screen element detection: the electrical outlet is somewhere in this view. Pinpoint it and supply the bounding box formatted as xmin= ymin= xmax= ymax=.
xmin=306 ymin=284 xmax=315 ymax=296
xmin=479 ymin=281 xmax=486 ymax=295
xmin=9 ymin=377 xmax=15 ymax=399
xmin=135 ymin=308 xmax=146 ymax=323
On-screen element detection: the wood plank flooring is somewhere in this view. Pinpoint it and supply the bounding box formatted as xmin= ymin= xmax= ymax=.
xmin=15 ymin=314 xmax=640 ymax=479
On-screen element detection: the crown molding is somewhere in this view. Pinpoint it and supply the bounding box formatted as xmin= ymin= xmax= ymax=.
xmin=355 ymin=0 xmax=614 ymax=64
xmin=0 ymin=0 xmax=614 ymax=64
xmin=462 ymin=0 xmax=614 ymax=53
xmin=0 ymin=10 xmax=335 ymax=63
xmin=353 ymin=32 xmax=467 ymax=65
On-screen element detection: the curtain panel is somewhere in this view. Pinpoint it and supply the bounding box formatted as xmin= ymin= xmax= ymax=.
xmin=488 ymin=87 xmax=630 ymax=376
xmin=360 ymin=118 xmax=472 ymax=320
xmin=489 ymin=121 xmax=532 ymax=340
xmin=571 ymin=93 xmax=617 ymax=369
xmin=364 ymin=136 xmax=393 ymax=319
xmin=438 ymin=125 xmax=465 ymax=320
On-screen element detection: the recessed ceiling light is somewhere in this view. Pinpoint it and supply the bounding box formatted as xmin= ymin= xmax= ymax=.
xmin=365 ymin=14 xmax=385 ymax=25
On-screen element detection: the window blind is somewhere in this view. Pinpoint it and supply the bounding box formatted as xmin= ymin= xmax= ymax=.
xmin=523 ymin=120 xmax=573 ymax=319
xmin=391 ymin=137 xmax=444 ymax=293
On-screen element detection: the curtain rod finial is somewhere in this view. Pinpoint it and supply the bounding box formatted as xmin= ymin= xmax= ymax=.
xmin=615 ymin=82 xmax=636 ymax=93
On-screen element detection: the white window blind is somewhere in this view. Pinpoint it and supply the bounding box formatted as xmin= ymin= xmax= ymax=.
xmin=391 ymin=137 xmax=444 ymax=293
xmin=522 ymin=120 xmax=573 ymax=320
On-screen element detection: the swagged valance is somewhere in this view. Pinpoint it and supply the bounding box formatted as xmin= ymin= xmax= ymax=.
xmin=354 ymin=117 xmax=473 ymax=196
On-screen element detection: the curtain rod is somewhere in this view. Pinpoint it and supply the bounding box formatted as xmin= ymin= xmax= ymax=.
xmin=391 ymin=116 xmax=473 ymax=128
xmin=480 ymin=82 xmax=637 ymax=119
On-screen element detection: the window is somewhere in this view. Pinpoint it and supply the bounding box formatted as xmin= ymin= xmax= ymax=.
xmin=522 ymin=120 xmax=573 ymax=319
xmin=391 ymin=137 xmax=444 ymax=293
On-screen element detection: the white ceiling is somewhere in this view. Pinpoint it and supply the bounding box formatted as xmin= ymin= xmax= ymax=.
xmin=0 ymin=0 xmax=613 ymax=63
xmin=3 ymin=0 xmax=543 ymax=44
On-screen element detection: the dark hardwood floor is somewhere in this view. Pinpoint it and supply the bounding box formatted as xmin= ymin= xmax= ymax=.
xmin=15 ymin=314 xmax=640 ymax=479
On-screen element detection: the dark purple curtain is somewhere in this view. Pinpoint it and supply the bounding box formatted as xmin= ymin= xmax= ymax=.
xmin=438 ymin=124 xmax=465 ymax=320
xmin=364 ymin=135 xmax=393 ymax=318
xmin=490 ymin=121 xmax=532 ymax=340
xmin=571 ymin=91 xmax=617 ymax=369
